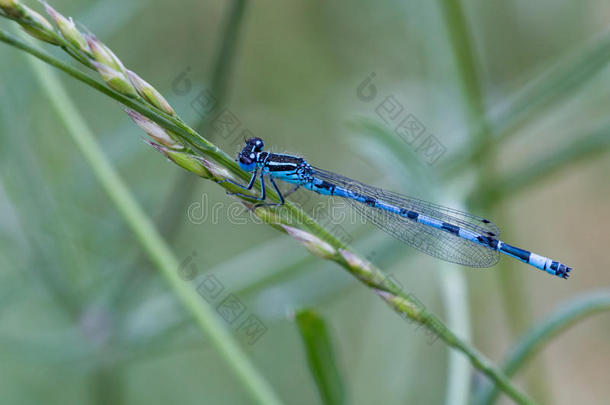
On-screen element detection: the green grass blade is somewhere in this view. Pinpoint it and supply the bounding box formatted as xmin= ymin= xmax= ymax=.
xmin=18 ymin=32 xmax=284 ymax=405
xmin=436 ymin=3 xmax=488 ymax=404
xmin=437 ymin=0 xmax=488 ymax=136
xmin=295 ymin=310 xmax=347 ymax=405
xmin=439 ymin=264 xmax=471 ymax=405
xmin=196 ymin=0 xmax=247 ymax=132
xmin=475 ymin=291 xmax=610 ymax=405
xmin=0 ymin=26 xmax=537 ymax=405
xmin=0 ymin=94 xmax=83 ymax=316
xmin=469 ymin=122 xmax=610 ymax=207
xmin=442 ymin=29 xmax=610 ymax=176
xmin=158 ymin=0 xmax=249 ymax=243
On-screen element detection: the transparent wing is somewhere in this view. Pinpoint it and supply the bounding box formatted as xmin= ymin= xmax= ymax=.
xmin=312 ymin=167 xmax=500 ymax=267
xmin=312 ymin=167 xmax=499 ymax=236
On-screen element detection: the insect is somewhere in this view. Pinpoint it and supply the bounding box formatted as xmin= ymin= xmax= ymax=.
xmin=221 ymin=137 xmax=572 ymax=279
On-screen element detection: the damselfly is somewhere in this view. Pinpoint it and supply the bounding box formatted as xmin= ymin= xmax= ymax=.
xmin=222 ymin=137 xmax=572 ymax=279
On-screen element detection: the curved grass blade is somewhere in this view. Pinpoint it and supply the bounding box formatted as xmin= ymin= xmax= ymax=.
xmin=295 ymin=310 xmax=346 ymax=405
xmin=18 ymin=31 xmax=284 ymax=405
xmin=469 ymin=121 xmax=610 ymax=207
xmin=475 ymin=291 xmax=610 ymax=405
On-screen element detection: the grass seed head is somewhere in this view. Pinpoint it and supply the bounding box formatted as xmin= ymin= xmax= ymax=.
xmin=281 ymin=225 xmax=337 ymax=259
xmin=250 ymin=205 xmax=284 ymax=226
xmin=43 ymin=2 xmax=88 ymax=52
xmin=91 ymin=61 xmax=137 ymax=98
xmin=148 ymin=142 xmax=213 ymax=179
xmin=125 ymin=109 xmax=181 ymax=149
xmin=85 ymin=34 xmax=125 ymax=73
xmin=166 ymin=151 xmax=213 ymax=179
xmin=339 ymin=248 xmax=373 ymax=274
xmin=15 ymin=4 xmax=61 ymax=45
xmin=127 ymin=70 xmax=175 ymax=116
xmin=193 ymin=156 xmax=234 ymax=180
xmin=0 ymin=0 xmax=20 ymax=17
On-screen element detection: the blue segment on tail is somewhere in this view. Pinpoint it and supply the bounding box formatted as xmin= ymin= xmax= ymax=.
xmin=310 ymin=176 xmax=571 ymax=278
xmin=224 ymin=137 xmax=573 ymax=279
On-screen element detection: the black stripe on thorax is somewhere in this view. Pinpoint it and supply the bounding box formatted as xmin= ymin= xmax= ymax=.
xmin=266 ymin=164 xmax=298 ymax=172
xmin=265 ymin=153 xmax=303 ymax=173
xmin=267 ymin=153 xmax=303 ymax=164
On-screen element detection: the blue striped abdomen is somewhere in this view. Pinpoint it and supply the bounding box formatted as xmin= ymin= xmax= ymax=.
xmin=310 ymin=179 xmax=571 ymax=278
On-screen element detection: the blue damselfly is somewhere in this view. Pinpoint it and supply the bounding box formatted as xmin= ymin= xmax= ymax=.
xmin=222 ymin=137 xmax=572 ymax=279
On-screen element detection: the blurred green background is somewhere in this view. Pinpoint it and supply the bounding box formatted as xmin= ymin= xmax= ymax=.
xmin=1 ymin=0 xmax=609 ymax=404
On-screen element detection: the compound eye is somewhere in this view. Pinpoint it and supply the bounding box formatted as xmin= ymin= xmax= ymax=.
xmin=239 ymin=155 xmax=252 ymax=165
xmin=252 ymin=138 xmax=264 ymax=152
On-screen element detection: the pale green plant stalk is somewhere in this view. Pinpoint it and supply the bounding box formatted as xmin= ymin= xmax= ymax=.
xmin=440 ymin=26 xmax=610 ymax=178
xmin=14 ymin=29 xmax=284 ymax=405
xmin=196 ymin=0 xmax=246 ymax=133
xmin=110 ymin=0 xmax=249 ymax=321
xmin=150 ymin=0 xmax=248 ymax=254
xmin=436 ymin=1 xmax=487 ymax=402
xmin=0 ymin=2 xmax=536 ymax=404
xmin=295 ymin=310 xmax=347 ymax=405
xmin=475 ymin=291 xmax=610 ymax=405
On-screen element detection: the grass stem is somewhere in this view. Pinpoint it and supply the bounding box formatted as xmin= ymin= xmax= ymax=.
xmin=475 ymin=291 xmax=610 ymax=405
xmin=17 ymin=31 xmax=285 ymax=405
xmin=1 ymin=24 xmax=536 ymax=405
